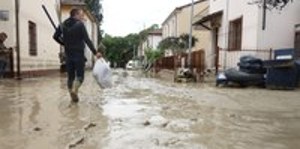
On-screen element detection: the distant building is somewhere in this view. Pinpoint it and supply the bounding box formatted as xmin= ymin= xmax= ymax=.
xmin=161 ymin=0 xmax=213 ymax=69
xmin=138 ymin=29 xmax=162 ymax=57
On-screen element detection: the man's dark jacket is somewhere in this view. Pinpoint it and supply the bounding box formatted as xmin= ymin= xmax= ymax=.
xmin=53 ymin=17 xmax=96 ymax=58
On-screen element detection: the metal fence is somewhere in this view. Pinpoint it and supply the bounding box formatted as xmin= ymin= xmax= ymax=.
xmin=218 ymin=48 xmax=273 ymax=70
xmin=154 ymin=50 xmax=205 ymax=75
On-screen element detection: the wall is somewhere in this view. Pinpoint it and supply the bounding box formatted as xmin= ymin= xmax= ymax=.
xmin=176 ymin=1 xmax=211 ymax=68
xmin=0 ymin=0 xmax=15 ymax=48
xmin=257 ymin=1 xmax=300 ymax=50
xmin=1 ymin=0 xmax=61 ymax=72
xmin=210 ymin=0 xmax=300 ymax=69
xmin=161 ymin=1 xmax=211 ymax=66
xmin=147 ymin=34 xmax=162 ymax=50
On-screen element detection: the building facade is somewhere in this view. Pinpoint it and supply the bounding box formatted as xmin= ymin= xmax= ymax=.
xmin=0 ymin=0 xmax=61 ymax=77
xmin=139 ymin=29 xmax=162 ymax=57
xmin=0 ymin=0 xmax=99 ymax=78
xmin=161 ymin=0 xmax=213 ymax=69
xmin=194 ymin=0 xmax=300 ymax=71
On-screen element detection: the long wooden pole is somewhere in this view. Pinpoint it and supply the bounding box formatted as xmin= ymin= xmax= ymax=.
xmin=15 ymin=0 xmax=21 ymax=79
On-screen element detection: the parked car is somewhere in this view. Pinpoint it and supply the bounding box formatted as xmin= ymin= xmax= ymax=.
xmin=126 ymin=60 xmax=141 ymax=70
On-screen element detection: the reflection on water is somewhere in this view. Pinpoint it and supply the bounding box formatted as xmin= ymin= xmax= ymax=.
xmin=0 ymin=70 xmax=300 ymax=149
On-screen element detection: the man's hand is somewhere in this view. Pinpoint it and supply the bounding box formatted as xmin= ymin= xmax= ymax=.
xmin=96 ymin=52 xmax=102 ymax=59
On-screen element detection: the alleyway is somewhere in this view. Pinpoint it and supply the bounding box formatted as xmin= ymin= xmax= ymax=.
xmin=0 ymin=70 xmax=300 ymax=149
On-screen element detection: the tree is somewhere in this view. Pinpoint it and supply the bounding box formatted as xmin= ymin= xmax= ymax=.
xmin=102 ymin=24 xmax=161 ymax=67
xmin=145 ymin=48 xmax=164 ymax=64
xmin=102 ymin=33 xmax=141 ymax=67
xmin=249 ymin=0 xmax=293 ymax=10
xmin=158 ymin=34 xmax=198 ymax=54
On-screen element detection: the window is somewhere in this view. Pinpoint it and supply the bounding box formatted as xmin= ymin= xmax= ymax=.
xmin=29 ymin=21 xmax=37 ymax=56
xmin=228 ymin=17 xmax=242 ymax=51
xmin=0 ymin=10 xmax=9 ymax=21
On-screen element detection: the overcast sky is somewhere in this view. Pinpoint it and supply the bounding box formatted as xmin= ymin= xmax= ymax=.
xmin=101 ymin=0 xmax=192 ymax=37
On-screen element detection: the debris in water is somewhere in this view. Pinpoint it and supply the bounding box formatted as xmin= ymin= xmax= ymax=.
xmin=84 ymin=123 xmax=97 ymax=131
xmin=68 ymin=137 xmax=85 ymax=148
xmin=33 ymin=127 xmax=41 ymax=131
xmin=190 ymin=118 xmax=198 ymax=122
xmin=162 ymin=121 xmax=169 ymax=128
xmin=143 ymin=120 xmax=151 ymax=126
xmin=163 ymin=138 xmax=180 ymax=146
xmin=229 ymin=113 xmax=236 ymax=118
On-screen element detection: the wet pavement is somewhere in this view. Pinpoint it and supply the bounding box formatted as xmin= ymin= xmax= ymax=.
xmin=0 ymin=69 xmax=300 ymax=149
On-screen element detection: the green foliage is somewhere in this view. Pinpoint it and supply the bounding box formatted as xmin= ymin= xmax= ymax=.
xmin=145 ymin=48 xmax=164 ymax=63
xmin=158 ymin=34 xmax=198 ymax=53
xmin=101 ymin=24 xmax=161 ymax=66
xmin=158 ymin=37 xmax=181 ymax=51
xmin=84 ymin=0 xmax=103 ymax=23
xmin=178 ymin=33 xmax=198 ymax=49
xmin=102 ymin=33 xmax=140 ymax=67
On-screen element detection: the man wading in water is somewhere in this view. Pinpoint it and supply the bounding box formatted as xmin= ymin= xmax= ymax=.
xmin=53 ymin=8 xmax=102 ymax=103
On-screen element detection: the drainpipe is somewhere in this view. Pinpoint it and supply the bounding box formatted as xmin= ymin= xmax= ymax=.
xmin=187 ymin=0 xmax=194 ymax=69
xmin=15 ymin=0 xmax=21 ymax=80
xmin=262 ymin=0 xmax=267 ymax=30
xmin=223 ymin=0 xmax=230 ymax=70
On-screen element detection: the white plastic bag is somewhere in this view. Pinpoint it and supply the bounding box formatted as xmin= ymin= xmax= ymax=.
xmin=92 ymin=58 xmax=112 ymax=89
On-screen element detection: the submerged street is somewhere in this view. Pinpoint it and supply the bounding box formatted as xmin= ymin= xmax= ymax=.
xmin=0 ymin=70 xmax=300 ymax=149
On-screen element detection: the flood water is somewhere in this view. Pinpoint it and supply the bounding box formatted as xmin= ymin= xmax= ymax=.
xmin=0 ymin=70 xmax=300 ymax=149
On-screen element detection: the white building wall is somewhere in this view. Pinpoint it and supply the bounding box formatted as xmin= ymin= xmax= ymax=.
xmin=148 ymin=34 xmax=162 ymax=50
xmin=0 ymin=0 xmax=61 ymax=72
xmin=19 ymin=0 xmax=60 ymax=71
xmin=258 ymin=1 xmax=300 ymax=50
xmin=210 ymin=0 xmax=300 ymax=70
xmin=209 ymin=0 xmax=226 ymax=14
xmin=0 ymin=0 xmax=15 ymax=48
xmin=84 ymin=18 xmax=94 ymax=68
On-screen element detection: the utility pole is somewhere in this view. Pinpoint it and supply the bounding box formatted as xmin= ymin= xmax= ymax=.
xmin=187 ymin=0 xmax=194 ymax=69
xmin=262 ymin=0 xmax=267 ymax=30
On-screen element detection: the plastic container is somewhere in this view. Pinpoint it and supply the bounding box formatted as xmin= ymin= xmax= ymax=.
xmin=266 ymin=67 xmax=298 ymax=90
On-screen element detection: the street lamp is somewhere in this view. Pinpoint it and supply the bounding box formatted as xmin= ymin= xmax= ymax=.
xmin=187 ymin=0 xmax=194 ymax=69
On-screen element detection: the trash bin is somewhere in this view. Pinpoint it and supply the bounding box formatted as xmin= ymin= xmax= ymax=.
xmin=265 ymin=60 xmax=298 ymax=90
xmin=264 ymin=49 xmax=299 ymax=90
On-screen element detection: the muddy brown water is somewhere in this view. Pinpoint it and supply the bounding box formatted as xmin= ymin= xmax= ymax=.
xmin=0 ymin=70 xmax=300 ymax=149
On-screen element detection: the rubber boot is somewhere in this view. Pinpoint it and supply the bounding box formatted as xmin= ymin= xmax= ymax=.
xmin=70 ymin=80 xmax=81 ymax=103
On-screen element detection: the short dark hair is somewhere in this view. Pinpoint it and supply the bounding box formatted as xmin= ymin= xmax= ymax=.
xmin=70 ymin=8 xmax=81 ymax=17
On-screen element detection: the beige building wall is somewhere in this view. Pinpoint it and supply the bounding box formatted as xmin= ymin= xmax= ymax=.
xmin=19 ymin=0 xmax=60 ymax=72
xmin=1 ymin=0 xmax=61 ymax=73
xmin=0 ymin=0 xmax=15 ymax=48
xmin=162 ymin=1 xmax=212 ymax=69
